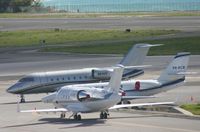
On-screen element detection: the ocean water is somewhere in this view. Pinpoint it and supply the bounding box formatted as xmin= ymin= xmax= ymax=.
xmin=42 ymin=0 xmax=200 ymax=12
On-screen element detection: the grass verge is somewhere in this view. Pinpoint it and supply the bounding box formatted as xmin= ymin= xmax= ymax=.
xmin=0 ymin=11 xmax=200 ymax=18
xmin=181 ymin=104 xmax=200 ymax=115
xmin=0 ymin=29 xmax=178 ymax=47
xmin=42 ymin=36 xmax=200 ymax=55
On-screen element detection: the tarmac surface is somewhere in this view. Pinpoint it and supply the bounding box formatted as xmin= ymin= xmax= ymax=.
xmin=0 ymin=50 xmax=200 ymax=132
xmin=0 ymin=16 xmax=200 ymax=31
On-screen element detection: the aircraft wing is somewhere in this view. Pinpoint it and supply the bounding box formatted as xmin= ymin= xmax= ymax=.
xmin=19 ymin=108 xmax=68 ymax=113
xmin=121 ymin=96 xmax=155 ymax=100
xmin=109 ymin=102 xmax=174 ymax=110
xmin=17 ymin=102 xmax=68 ymax=113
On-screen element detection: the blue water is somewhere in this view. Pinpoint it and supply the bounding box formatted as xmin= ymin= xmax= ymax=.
xmin=42 ymin=0 xmax=200 ymax=12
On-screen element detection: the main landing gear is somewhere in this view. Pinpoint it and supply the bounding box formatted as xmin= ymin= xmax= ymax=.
xmin=73 ymin=114 xmax=81 ymax=120
xmin=100 ymin=111 xmax=109 ymax=119
xmin=61 ymin=111 xmax=109 ymax=120
xmin=60 ymin=113 xmax=66 ymax=119
xmin=68 ymin=113 xmax=82 ymax=120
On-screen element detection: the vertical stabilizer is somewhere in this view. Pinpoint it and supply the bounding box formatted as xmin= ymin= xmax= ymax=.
xmin=120 ymin=44 xmax=162 ymax=66
xmin=107 ymin=65 xmax=124 ymax=92
xmin=158 ymin=52 xmax=190 ymax=83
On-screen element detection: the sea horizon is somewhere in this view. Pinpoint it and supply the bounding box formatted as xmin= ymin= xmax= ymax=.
xmin=42 ymin=0 xmax=200 ymax=12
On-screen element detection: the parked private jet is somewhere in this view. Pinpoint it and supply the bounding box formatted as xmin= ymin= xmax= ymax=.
xmin=8 ymin=43 xmax=159 ymax=102
xmin=60 ymin=52 xmax=191 ymax=103
xmin=18 ymin=65 xmax=173 ymax=120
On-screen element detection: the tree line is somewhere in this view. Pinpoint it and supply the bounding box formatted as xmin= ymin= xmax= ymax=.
xmin=0 ymin=0 xmax=42 ymax=13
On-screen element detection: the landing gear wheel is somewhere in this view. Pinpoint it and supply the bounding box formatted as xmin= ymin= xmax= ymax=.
xmin=103 ymin=113 xmax=107 ymax=119
xmin=100 ymin=112 xmax=108 ymax=119
xmin=127 ymin=101 xmax=131 ymax=104
xmin=74 ymin=114 xmax=81 ymax=120
xmin=77 ymin=115 xmax=81 ymax=120
xmin=100 ymin=112 xmax=104 ymax=119
xmin=20 ymin=98 xmax=25 ymax=103
xmin=60 ymin=113 xmax=65 ymax=118
xmin=20 ymin=95 xmax=25 ymax=103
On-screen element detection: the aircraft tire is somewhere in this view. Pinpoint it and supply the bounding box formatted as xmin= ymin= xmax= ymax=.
xmin=77 ymin=115 xmax=81 ymax=120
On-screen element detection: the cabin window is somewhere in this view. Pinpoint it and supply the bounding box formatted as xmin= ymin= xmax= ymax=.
xmin=51 ymin=79 xmax=54 ymax=81
xmin=84 ymin=76 xmax=87 ymax=79
xmin=57 ymin=78 xmax=59 ymax=81
xmin=73 ymin=77 xmax=76 ymax=80
xmin=68 ymin=77 xmax=70 ymax=80
xmin=79 ymin=76 xmax=82 ymax=79
xmin=62 ymin=78 xmax=65 ymax=81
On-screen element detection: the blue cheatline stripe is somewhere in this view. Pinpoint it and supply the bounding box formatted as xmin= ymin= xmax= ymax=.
xmin=124 ymin=77 xmax=185 ymax=92
xmin=122 ymin=69 xmax=144 ymax=78
xmin=174 ymin=53 xmax=190 ymax=59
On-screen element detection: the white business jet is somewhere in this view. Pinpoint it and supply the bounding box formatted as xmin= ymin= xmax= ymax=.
xmin=8 ymin=43 xmax=159 ymax=103
xmin=64 ymin=52 xmax=190 ymax=102
xmin=18 ymin=65 xmax=173 ymax=120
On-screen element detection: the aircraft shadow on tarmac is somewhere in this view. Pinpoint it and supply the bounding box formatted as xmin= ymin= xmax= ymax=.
xmin=2 ymin=118 xmax=107 ymax=129
xmin=2 ymin=115 xmax=162 ymax=129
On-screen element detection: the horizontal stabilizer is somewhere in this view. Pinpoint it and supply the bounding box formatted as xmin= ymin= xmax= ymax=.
xmin=102 ymin=65 xmax=152 ymax=71
xmin=109 ymin=102 xmax=174 ymax=110
xmin=138 ymin=44 xmax=163 ymax=48
xmin=123 ymin=65 xmax=152 ymax=69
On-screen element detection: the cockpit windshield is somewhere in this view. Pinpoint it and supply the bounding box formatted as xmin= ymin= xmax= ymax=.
xmin=19 ymin=77 xmax=34 ymax=82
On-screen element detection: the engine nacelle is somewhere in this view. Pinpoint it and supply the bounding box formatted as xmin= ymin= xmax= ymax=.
xmin=92 ymin=69 xmax=112 ymax=80
xmin=77 ymin=90 xmax=90 ymax=102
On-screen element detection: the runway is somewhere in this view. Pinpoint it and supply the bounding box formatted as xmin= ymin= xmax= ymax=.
xmin=0 ymin=50 xmax=200 ymax=132
xmin=0 ymin=16 xmax=200 ymax=31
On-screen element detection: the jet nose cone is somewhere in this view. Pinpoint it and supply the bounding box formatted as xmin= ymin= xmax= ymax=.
xmin=7 ymin=85 xmax=17 ymax=93
xmin=7 ymin=87 xmax=14 ymax=93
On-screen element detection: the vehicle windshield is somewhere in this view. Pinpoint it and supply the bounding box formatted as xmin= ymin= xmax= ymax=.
xmin=19 ymin=77 xmax=34 ymax=82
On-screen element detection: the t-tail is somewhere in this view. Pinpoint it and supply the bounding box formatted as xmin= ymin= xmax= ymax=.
xmin=157 ymin=52 xmax=190 ymax=84
xmin=120 ymin=43 xmax=162 ymax=78
xmin=107 ymin=65 xmax=124 ymax=93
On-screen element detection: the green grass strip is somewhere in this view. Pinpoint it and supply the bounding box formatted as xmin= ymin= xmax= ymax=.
xmin=43 ymin=36 xmax=200 ymax=55
xmin=181 ymin=104 xmax=200 ymax=115
xmin=1 ymin=12 xmax=200 ymax=18
xmin=0 ymin=29 xmax=177 ymax=47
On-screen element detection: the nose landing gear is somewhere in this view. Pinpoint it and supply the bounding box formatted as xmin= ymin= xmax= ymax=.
xmin=20 ymin=95 xmax=25 ymax=103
